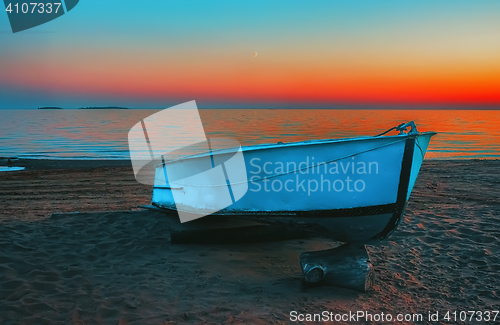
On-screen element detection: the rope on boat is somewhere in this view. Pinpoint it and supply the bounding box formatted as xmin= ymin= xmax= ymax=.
xmin=375 ymin=121 xmax=419 ymax=137
xmin=156 ymin=138 xmax=407 ymax=188
xmin=375 ymin=123 xmax=406 ymax=137
xmin=377 ymin=121 xmax=424 ymax=158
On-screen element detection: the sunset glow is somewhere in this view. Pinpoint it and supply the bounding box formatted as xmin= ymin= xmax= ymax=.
xmin=1 ymin=0 xmax=500 ymax=108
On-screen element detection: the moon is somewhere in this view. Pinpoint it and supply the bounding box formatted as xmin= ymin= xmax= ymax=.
xmin=254 ymin=51 xmax=258 ymax=58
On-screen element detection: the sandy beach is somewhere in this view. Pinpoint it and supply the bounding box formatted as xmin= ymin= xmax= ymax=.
xmin=0 ymin=159 xmax=499 ymax=324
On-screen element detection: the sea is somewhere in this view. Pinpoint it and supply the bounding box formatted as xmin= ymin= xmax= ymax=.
xmin=0 ymin=109 xmax=499 ymax=160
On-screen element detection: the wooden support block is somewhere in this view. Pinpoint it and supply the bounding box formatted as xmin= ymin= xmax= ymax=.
xmin=300 ymin=244 xmax=374 ymax=292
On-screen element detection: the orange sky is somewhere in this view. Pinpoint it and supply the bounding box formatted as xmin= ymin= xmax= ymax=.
xmin=1 ymin=0 xmax=499 ymax=108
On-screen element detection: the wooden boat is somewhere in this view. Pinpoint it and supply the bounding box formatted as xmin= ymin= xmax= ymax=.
xmin=150 ymin=121 xmax=436 ymax=243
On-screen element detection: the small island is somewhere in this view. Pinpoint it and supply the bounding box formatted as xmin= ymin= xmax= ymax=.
xmin=38 ymin=106 xmax=63 ymax=109
xmin=79 ymin=106 xmax=129 ymax=110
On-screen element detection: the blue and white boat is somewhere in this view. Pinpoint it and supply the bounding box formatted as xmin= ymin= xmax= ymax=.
xmin=150 ymin=121 xmax=436 ymax=243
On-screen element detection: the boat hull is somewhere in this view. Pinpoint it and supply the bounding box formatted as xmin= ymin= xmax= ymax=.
xmin=151 ymin=132 xmax=435 ymax=242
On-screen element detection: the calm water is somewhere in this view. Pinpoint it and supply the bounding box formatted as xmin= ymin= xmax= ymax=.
xmin=0 ymin=109 xmax=499 ymax=160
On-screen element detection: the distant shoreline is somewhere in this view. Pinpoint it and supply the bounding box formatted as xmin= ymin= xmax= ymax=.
xmin=37 ymin=106 xmax=129 ymax=110
xmin=1 ymin=158 xmax=497 ymax=172
xmin=0 ymin=158 xmax=131 ymax=170
xmin=79 ymin=106 xmax=129 ymax=110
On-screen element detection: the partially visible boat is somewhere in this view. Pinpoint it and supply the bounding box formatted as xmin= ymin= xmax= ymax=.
xmin=150 ymin=121 xmax=436 ymax=243
xmin=0 ymin=166 xmax=25 ymax=172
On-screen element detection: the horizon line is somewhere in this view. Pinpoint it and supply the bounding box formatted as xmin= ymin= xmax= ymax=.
xmin=1 ymin=105 xmax=500 ymax=110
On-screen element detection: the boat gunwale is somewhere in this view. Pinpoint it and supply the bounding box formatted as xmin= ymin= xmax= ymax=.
xmin=154 ymin=131 xmax=437 ymax=168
